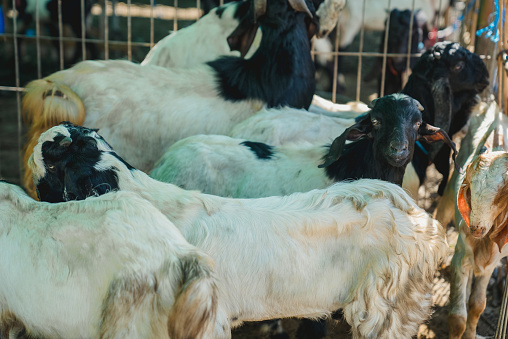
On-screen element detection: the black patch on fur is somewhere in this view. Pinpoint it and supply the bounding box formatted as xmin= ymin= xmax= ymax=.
xmin=207 ymin=0 xmax=317 ymax=109
xmin=35 ymin=126 xmax=122 ymax=202
xmin=240 ymin=141 xmax=274 ymax=159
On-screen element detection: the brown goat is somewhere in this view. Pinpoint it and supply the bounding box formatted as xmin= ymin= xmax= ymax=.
xmin=448 ymin=151 xmax=508 ymax=339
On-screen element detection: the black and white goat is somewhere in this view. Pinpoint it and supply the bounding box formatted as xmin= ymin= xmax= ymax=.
xmin=30 ymin=123 xmax=448 ymax=339
xmin=0 ymin=180 xmax=219 ymax=339
xmin=22 ymin=0 xmax=319 ymax=198
xmin=151 ymin=94 xmax=458 ymax=197
xmin=402 ymin=41 xmax=490 ymax=196
xmin=141 ymin=1 xmax=261 ymax=69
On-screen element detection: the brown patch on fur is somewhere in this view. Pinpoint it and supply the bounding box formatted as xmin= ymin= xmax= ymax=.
xmin=471 ymin=236 xmax=494 ymax=270
xmin=167 ymin=256 xmax=218 ymax=339
xmin=448 ymin=313 xmax=466 ymax=339
xmin=0 ymin=311 xmax=30 ymax=338
xmin=22 ymin=79 xmax=86 ymax=199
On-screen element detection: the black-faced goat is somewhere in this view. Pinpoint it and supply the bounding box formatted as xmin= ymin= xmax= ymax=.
xmin=402 ymin=41 xmax=489 ymax=196
xmin=29 ymin=123 xmax=448 ymax=339
xmin=151 ymin=94 xmax=458 ymax=197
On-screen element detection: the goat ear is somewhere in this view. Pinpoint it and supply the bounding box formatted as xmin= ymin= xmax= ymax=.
xmin=318 ymin=115 xmax=372 ymax=168
xmin=457 ymin=184 xmax=471 ymax=227
xmin=491 ymin=220 xmax=508 ymax=252
xmin=418 ymin=122 xmax=462 ymax=173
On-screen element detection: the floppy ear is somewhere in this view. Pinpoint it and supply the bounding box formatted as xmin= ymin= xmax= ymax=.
xmin=430 ymin=76 xmax=452 ymax=132
xmin=418 ymin=121 xmax=462 ymax=173
xmin=457 ymin=183 xmax=471 ymax=227
xmin=319 ymin=114 xmax=373 ymax=168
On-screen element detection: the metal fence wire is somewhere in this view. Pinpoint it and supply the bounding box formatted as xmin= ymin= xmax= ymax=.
xmin=0 ymin=0 xmax=500 ymax=182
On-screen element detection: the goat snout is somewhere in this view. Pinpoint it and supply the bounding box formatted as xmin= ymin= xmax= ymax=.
xmin=469 ymin=225 xmax=487 ymax=238
xmin=389 ymin=141 xmax=409 ymax=156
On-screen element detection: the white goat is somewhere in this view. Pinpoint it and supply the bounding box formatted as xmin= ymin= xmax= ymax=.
xmin=448 ymin=151 xmax=508 ymax=339
xmin=0 ymin=181 xmax=218 ymax=339
xmin=30 ymin=124 xmax=448 ymax=339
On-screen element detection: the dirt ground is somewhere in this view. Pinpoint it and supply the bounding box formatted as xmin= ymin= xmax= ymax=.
xmin=0 ymin=1 xmax=504 ymax=337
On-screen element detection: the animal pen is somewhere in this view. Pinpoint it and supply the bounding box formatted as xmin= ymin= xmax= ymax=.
xmin=0 ymin=0 xmax=507 ymax=337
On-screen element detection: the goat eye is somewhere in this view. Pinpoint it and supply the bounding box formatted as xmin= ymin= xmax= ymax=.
xmin=46 ymin=164 xmax=56 ymax=173
xmin=453 ymin=61 xmax=465 ymax=72
xmin=371 ymin=119 xmax=380 ymax=126
xmin=414 ymin=121 xmax=422 ymax=128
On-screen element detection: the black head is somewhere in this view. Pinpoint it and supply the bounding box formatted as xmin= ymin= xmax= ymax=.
xmin=319 ymin=93 xmax=459 ymax=169
xmin=385 ymin=9 xmax=428 ymax=73
xmin=411 ymin=42 xmax=490 ymax=94
xmin=29 ymin=123 xmax=127 ymax=203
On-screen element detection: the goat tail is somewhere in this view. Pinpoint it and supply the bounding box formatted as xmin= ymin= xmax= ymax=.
xmin=167 ymin=254 xmax=218 ymax=339
xmin=22 ymin=79 xmax=85 ymax=198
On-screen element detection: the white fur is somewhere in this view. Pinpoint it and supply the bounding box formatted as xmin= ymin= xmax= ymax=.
xmin=0 ymin=182 xmax=219 ymax=339
xmin=229 ymin=106 xmax=354 ymax=147
xmin=48 ymin=60 xmax=263 ymax=172
xmin=142 ymin=2 xmax=260 ymax=68
xmin=31 ymin=126 xmax=449 ymax=339
xmin=150 ymin=134 xmax=332 ymax=198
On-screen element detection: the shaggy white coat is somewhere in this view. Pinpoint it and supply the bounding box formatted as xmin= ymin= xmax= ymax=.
xmin=0 ymin=182 xmax=219 ymax=339
xmin=31 ymin=126 xmax=449 ymax=338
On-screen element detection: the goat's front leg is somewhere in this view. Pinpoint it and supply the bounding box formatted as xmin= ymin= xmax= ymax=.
xmin=462 ymin=262 xmax=497 ymax=339
xmin=448 ymin=231 xmax=473 ymax=339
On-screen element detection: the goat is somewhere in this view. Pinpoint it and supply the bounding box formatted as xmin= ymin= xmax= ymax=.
xmin=448 ymin=151 xmax=508 ymax=339
xmin=29 ymin=123 xmax=448 ymax=339
xmin=0 ymin=180 xmax=219 ymax=339
xmin=141 ymin=1 xmax=261 ymax=69
xmin=364 ymin=9 xmax=429 ymax=96
xmin=22 ymin=0 xmax=319 ymax=198
xmin=402 ymin=42 xmax=490 ymax=196
xmin=151 ymin=94 xmax=458 ymax=198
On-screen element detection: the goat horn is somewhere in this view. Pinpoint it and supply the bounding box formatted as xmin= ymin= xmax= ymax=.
xmin=59 ymin=137 xmax=72 ymax=147
xmin=253 ymin=0 xmax=266 ymax=20
xmin=288 ymin=0 xmax=313 ymax=18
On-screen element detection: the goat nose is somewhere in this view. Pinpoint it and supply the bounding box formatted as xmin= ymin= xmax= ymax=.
xmin=390 ymin=141 xmax=408 ymax=154
xmin=469 ymin=225 xmax=487 ymax=238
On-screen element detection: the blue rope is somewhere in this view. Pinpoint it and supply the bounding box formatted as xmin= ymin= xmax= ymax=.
xmin=476 ymin=0 xmax=503 ymax=43
xmin=416 ymin=141 xmax=429 ymax=156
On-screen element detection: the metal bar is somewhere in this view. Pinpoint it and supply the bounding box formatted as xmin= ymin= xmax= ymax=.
xmin=332 ymin=20 xmax=341 ymax=103
xmin=0 ymin=86 xmax=24 ymax=91
xmin=10 ymin=0 xmax=22 ymax=184
xmin=127 ymin=0 xmax=131 ymax=61
xmin=58 ymin=0 xmax=63 ymax=69
xmin=81 ymin=0 xmax=86 ymax=60
xmin=174 ymin=0 xmax=178 ymax=31
xmin=404 ymin=0 xmax=416 ymax=85
xmin=379 ymin=0 xmax=392 ymax=98
xmin=150 ymin=0 xmax=154 ymax=48
xmin=504 ymin=0 xmax=508 ymax=116
xmin=0 ymin=33 xmax=158 ymax=48
xmin=469 ymin=0 xmax=480 ymax=51
xmin=105 ymin=0 xmax=110 ymax=60
xmin=355 ymin=0 xmax=367 ymax=102
xmin=35 ymin=0 xmax=41 ymax=78
xmin=196 ymin=0 xmax=201 ymax=19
